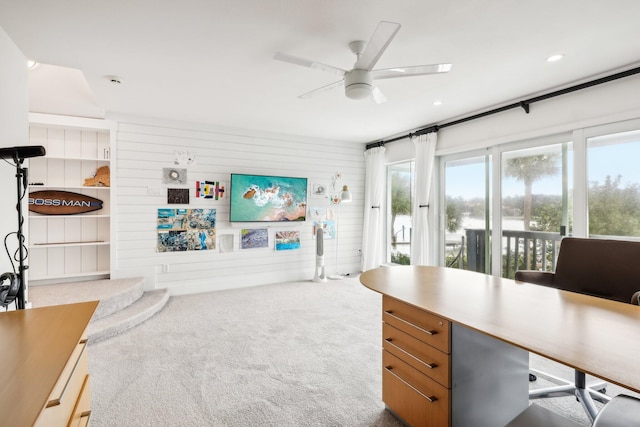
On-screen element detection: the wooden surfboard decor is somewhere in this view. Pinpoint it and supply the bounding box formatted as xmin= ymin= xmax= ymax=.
xmin=28 ymin=190 xmax=104 ymax=215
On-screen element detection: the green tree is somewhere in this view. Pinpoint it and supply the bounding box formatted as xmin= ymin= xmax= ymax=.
xmin=504 ymin=154 xmax=560 ymax=230
xmin=531 ymin=195 xmax=563 ymax=232
xmin=446 ymin=196 xmax=464 ymax=233
xmin=589 ymin=175 xmax=640 ymax=236
xmin=390 ymin=171 xmax=411 ymax=244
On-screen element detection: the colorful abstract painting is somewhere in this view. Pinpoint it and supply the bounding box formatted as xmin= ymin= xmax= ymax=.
xmin=275 ymin=231 xmax=300 ymax=251
xmin=196 ymin=180 xmax=225 ymax=200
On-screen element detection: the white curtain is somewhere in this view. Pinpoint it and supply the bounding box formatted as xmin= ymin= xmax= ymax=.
xmin=361 ymin=146 xmax=386 ymax=271
xmin=410 ymin=132 xmax=437 ymax=265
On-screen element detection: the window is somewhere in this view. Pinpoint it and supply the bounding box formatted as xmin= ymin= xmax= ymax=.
xmin=587 ymin=129 xmax=640 ymax=238
xmin=388 ymin=162 xmax=414 ymax=264
xmin=442 ymin=154 xmax=491 ymax=272
xmin=500 ymin=142 xmax=571 ymax=278
xmin=436 ymin=119 xmax=640 ymax=276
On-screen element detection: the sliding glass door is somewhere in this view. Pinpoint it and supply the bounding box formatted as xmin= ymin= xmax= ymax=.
xmin=388 ymin=161 xmax=414 ymax=264
xmin=434 ymin=118 xmax=640 ymax=277
xmin=442 ymin=154 xmax=491 ymax=272
xmin=500 ymin=142 xmax=571 ymax=278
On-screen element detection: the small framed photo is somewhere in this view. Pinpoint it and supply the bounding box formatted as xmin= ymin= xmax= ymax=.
xmin=312 ymin=183 xmax=328 ymax=198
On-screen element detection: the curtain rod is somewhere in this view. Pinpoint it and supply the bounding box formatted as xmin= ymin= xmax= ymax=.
xmin=365 ymin=65 xmax=640 ymax=151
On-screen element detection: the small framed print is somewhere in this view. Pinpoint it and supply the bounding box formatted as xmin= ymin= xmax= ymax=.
xmin=312 ymin=183 xmax=328 ymax=198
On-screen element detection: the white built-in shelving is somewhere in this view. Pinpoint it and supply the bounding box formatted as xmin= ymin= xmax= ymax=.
xmin=27 ymin=113 xmax=116 ymax=283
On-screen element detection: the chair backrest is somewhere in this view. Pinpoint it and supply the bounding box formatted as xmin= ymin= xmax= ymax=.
xmin=554 ymin=237 xmax=640 ymax=303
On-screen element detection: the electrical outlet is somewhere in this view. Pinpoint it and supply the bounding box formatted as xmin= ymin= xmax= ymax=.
xmin=162 ymin=264 xmax=170 ymax=273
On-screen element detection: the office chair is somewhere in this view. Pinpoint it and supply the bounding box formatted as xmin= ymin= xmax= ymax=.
xmin=592 ymin=394 xmax=640 ymax=427
xmin=515 ymin=237 xmax=640 ymax=422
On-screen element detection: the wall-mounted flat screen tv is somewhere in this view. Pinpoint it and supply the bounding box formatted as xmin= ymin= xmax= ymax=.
xmin=229 ymin=173 xmax=307 ymax=222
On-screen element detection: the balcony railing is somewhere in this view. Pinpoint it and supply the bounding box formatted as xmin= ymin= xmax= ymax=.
xmin=462 ymin=229 xmax=563 ymax=278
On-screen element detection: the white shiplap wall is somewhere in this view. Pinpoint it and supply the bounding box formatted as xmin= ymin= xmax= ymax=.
xmin=113 ymin=118 xmax=365 ymax=295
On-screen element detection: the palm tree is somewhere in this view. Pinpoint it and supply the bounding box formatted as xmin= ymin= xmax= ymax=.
xmin=504 ymin=154 xmax=559 ymax=230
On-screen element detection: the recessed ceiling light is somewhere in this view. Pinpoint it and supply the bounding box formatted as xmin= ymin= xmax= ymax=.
xmin=433 ymin=100 xmax=443 ymax=106
xmin=546 ymin=54 xmax=564 ymax=63
xmin=26 ymin=59 xmax=39 ymax=70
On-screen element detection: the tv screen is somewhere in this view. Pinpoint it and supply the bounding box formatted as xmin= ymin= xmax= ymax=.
xmin=229 ymin=173 xmax=307 ymax=222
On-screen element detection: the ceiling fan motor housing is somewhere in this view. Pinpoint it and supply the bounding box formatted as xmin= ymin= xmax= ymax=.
xmin=344 ymin=69 xmax=373 ymax=100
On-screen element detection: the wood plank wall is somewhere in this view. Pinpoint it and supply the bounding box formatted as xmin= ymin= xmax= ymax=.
xmin=115 ymin=120 xmax=366 ymax=295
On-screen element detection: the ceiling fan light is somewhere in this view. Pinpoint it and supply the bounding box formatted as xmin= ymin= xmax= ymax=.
xmin=344 ymin=69 xmax=373 ymax=100
xmin=345 ymin=83 xmax=372 ymax=100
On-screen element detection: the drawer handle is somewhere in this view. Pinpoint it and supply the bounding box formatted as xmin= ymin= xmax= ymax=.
xmin=46 ymin=341 xmax=87 ymax=408
xmin=79 ymin=410 xmax=92 ymax=427
xmin=384 ymin=365 xmax=438 ymax=403
xmin=384 ymin=338 xmax=438 ymax=369
xmin=384 ymin=310 xmax=438 ymax=335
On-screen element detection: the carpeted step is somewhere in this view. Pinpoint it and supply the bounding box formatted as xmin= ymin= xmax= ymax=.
xmin=29 ymin=277 xmax=145 ymax=320
xmin=88 ymin=288 xmax=170 ymax=343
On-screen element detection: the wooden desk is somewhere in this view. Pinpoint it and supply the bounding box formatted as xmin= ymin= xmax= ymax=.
xmin=360 ymin=266 xmax=640 ymax=426
xmin=0 ymin=301 xmax=98 ymax=427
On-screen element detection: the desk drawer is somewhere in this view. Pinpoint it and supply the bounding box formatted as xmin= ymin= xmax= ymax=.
xmin=383 ymin=322 xmax=450 ymax=387
xmin=68 ymin=374 xmax=91 ymax=427
xmin=35 ymin=339 xmax=88 ymax=427
xmin=383 ymin=350 xmax=450 ymax=427
xmin=383 ymin=296 xmax=450 ymax=353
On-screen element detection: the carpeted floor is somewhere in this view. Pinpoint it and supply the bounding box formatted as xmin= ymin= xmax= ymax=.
xmin=88 ymin=276 xmax=638 ymax=426
xmin=89 ymin=277 xmax=404 ymax=427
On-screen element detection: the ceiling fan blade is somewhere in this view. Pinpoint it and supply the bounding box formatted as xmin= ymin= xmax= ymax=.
xmin=372 ymin=86 xmax=388 ymax=104
xmin=372 ymin=63 xmax=452 ymax=80
xmin=354 ymin=21 xmax=401 ymax=71
xmin=274 ymin=52 xmax=346 ymax=77
xmin=298 ymin=79 xmax=344 ymax=99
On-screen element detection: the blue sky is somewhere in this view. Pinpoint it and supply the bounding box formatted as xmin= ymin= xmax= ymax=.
xmin=446 ymin=139 xmax=640 ymax=199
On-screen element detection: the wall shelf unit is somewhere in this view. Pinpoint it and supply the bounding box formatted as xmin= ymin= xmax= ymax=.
xmin=27 ymin=113 xmax=116 ymax=284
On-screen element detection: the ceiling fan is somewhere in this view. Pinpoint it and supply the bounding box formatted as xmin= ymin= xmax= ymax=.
xmin=274 ymin=21 xmax=452 ymax=104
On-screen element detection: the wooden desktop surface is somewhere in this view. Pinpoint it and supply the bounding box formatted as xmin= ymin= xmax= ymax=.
xmin=0 ymin=301 xmax=98 ymax=427
xmin=360 ymin=266 xmax=640 ymax=395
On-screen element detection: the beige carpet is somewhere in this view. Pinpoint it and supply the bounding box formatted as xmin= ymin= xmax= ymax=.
xmin=87 ymin=276 xmax=637 ymax=426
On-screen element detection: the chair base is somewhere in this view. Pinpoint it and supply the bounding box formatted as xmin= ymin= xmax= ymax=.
xmin=529 ymin=369 xmax=611 ymax=422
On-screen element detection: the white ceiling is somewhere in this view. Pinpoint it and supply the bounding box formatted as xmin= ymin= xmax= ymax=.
xmin=2 ymin=0 xmax=640 ymax=144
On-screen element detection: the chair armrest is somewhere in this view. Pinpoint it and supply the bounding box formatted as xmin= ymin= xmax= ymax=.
xmin=514 ymin=270 xmax=555 ymax=287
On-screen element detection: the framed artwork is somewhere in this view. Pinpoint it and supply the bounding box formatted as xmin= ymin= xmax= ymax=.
xmin=309 ymin=207 xmax=326 ymax=220
xmin=157 ymin=208 xmax=216 ymax=251
xmin=162 ymin=167 xmax=187 ymax=185
xmin=167 ymin=188 xmax=189 ymax=204
xmin=219 ymin=234 xmax=235 ymax=253
xmin=196 ymin=180 xmax=225 ymax=200
xmin=312 ymin=183 xmax=328 ymax=198
xmin=275 ymin=231 xmax=300 ymax=251
xmin=241 ymin=228 xmax=269 ymax=249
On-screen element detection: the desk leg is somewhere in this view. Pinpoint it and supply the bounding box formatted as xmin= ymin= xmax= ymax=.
xmin=451 ymin=323 xmax=529 ymax=427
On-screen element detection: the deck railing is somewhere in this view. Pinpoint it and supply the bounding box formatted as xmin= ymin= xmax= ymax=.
xmin=463 ymin=229 xmax=564 ymax=278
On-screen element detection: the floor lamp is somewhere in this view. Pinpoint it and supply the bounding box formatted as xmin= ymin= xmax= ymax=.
xmin=328 ymin=184 xmax=352 ymax=280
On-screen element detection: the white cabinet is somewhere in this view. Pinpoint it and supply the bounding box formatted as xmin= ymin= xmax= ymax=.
xmin=27 ymin=114 xmax=116 ymax=283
